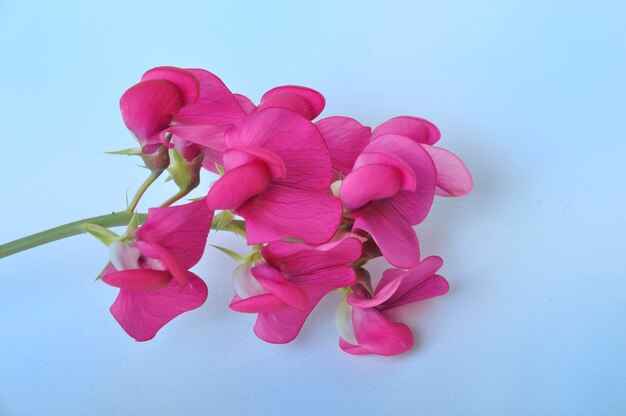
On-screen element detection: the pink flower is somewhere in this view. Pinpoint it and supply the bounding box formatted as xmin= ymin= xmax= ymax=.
xmin=206 ymin=107 xmax=343 ymax=245
xmin=230 ymin=234 xmax=363 ymax=343
xmin=101 ymin=199 xmax=212 ymax=341
xmin=339 ymin=134 xmax=438 ymax=267
xmin=336 ymin=256 xmax=449 ymax=356
xmin=315 ymin=116 xmax=372 ymax=179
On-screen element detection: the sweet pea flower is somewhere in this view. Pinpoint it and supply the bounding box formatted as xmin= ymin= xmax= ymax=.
xmin=206 ymin=107 xmax=343 ymax=245
xmin=315 ymin=116 xmax=372 ymax=179
xmin=372 ymin=116 xmax=473 ymax=197
xmin=101 ymin=199 xmax=212 ymax=341
xmin=336 ymin=256 xmax=449 ymax=356
xmin=339 ymin=134 xmax=438 ymax=268
xmin=230 ymin=234 xmax=363 ymax=343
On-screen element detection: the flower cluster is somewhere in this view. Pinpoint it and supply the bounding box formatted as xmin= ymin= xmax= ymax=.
xmin=98 ymin=66 xmax=472 ymax=355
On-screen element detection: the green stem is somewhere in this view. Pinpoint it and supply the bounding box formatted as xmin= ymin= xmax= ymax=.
xmin=159 ymin=190 xmax=189 ymax=208
xmin=127 ymin=171 xmax=161 ymax=212
xmin=0 ymin=211 xmax=146 ymax=260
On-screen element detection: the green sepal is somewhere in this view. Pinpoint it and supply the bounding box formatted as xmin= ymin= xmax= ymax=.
xmin=210 ymin=244 xmax=247 ymax=263
xmin=212 ymin=210 xmax=235 ymax=231
xmin=83 ymin=223 xmax=119 ymax=247
xmin=105 ymin=147 xmax=142 ymax=156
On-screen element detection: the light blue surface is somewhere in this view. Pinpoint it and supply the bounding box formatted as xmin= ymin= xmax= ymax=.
xmin=1 ymin=1 xmax=625 ymax=415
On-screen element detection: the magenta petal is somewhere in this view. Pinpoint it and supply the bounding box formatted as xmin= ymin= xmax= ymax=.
xmin=353 ymin=201 xmax=420 ymax=268
xmin=207 ymin=160 xmax=272 ymax=211
xmin=339 ymin=337 xmax=373 ymax=355
xmin=229 ymin=294 xmax=286 ymax=313
xmin=340 ymin=164 xmax=404 ymax=210
xmin=141 ymin=66 xmax=199 ymax=105
xmin=109 ymin=272 xmax=208 ymax=342
xmin=315 ymin=116 xmax=371 ymax=175
xmin=253 ymin=266 xmax=355 ymax=343
xmin=258 ymin=85 xmax=325 ymax=120
xmin=372 ymin=116 xmax=440 ymax=145
xmin=225 ymin=108 xmax=333 ymax=191
xmin=347 ymin=268 xmax=404 ymax=308
xmin=380 ymin=257 xmax=449 ymax=311
xmin=174 ymin=68 xmax=246 ymax=125
xmin=352 ymin=151 xmax=417 ymax=192
xmin=238 ymin=185 xmax=342 ymax=245
xmin=119 ymin=79 xmax=184 ymax=145
xmin=351 ymin=306 xmax=414 ymax=356
xmin=102 ymin=269 xmax=172 ymax=290
xmin=134 ymin=241 xmax=189 ymax=288
xmin=234 ymin=93 xmax=256 ymax=114
xmin=421 ymin=144 xmax=473 ymax=197
xmin=136 ymin=199 xmax=212 ymax=269
xmin=223 ymin=146 xmax=287 ymax=179
xmin=261 ymin=234 xmax=362 ymax=275
xmin=251 ymin=265 xmax=309 ymax=312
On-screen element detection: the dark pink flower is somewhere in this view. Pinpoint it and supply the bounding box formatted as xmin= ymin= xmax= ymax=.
xmin=207 ymin=108 xmax=342 ymax=245
xmin=230 ymin=234 xmax=362 ymax=343
xmin=315 ymin=116 xmax=372 ymax=179
xmin=336 ymin=256 xmax=449 ymax=356
xmin=101 ymin=199 xmax=212 ymax=341
xmin=339 ymin=134 xmax=438 ymax=267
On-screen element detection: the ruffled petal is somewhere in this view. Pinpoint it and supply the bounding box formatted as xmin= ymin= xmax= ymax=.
xmin=222 ymin=146 xmax=287 ymax=179
xmin=133 ymin=241 xmax=190 ymax=288
xmin=315 ymin=116 xmax=371 ymax=175
xmin=232 ymin=262 xmax=268 ymax=299
xmin=119 ymin=79 xmax=184 ymax=145
xmin=141 ymin=66 xmax=199 ymax=105
xmin=174 ymin=68 xmax=246 ymax=125
xmin=229 ymin=293 xmax=286 ymax=313
xmin=225 ymin=108 xmax=332 ymax=191
xmin=347 ymin=268 xmax=404 ymax=308
xmin=102 ymin=269 xmax=172 ymax=290
xmin=234 ymin=93 xmax=256 ymax=114
xmin=261 ymin=233 xmax=362 ymax=275
xmin=352 ymin=151 xmax=417 ymax=192
xmin=372 ymin=116 xmax=440 ymax=145
xmin=254 ymin=266 xmax=355 ymax=343
xmin=353 ymin=201 xmax=420 ymax=268
xmin=238 ymin=184 xmax=342 ymax=245
xmin=252 ymin=265 xmax=309 ymax=312
xmin=109 ymin=272 xmax=208 ymax=342
xmin=351 ymin=305 xmax=414 ymax=356
xmin=340 ymin=164 xmax=405 ymax=211
xmin=420 ymin=144 xmax=473 ymax=197
xmin=379 ymin=257 xmax=449 ymax=311
xmin=135 ymin=199 xmax=212 ymax=269
xmin=258 ymin=85 xmax=325 ymax=120
xmin=339 ymin=337 xmax=372 ymax=355
xmin=207 ymin=160 xmax=272 ymax=211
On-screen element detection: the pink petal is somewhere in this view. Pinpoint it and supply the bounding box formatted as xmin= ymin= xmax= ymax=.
xmin=420 ymin=144 xmax=473 ymax=197
xmin=102 ymin=269 xmax=172 ymax=290
xmin=225 ymin=108 xmax=332 ymax=191
xmin=315 ymin=116 xmax=371 ymax=175
xmin=254 ymin=265 xmax=356 ymax=343
xmin=141 ymin=66 xmax=199 ymax=105
xmin=252 ymin=265 xmax=309 ymax=312
xmin=353 ymin=201 xmax=420 ymax=268
xmin=258 ymin=85 xmax=325 ymax=120
xmin=119 ymin=79 xmax=184 ymax=145
xmin=174 ymin=68 xmax=246 ymax=125
xmin=339 ymin=337 xmax=372 ymax=355
xmin=379 ymin=256 xmax=448 ymax=311
xmin=109 ymin=272 xmax=208 ymax=342
xmin=234 ymin=93 xmax=256 ymax=114
xmin=352 ymin=151 xmax=417 ymax=192
xmin=238 ymin=185 xmax=342 ymax=245
xmin=372 ymin=116 xmax=440 ymax=145
xmin=229 ymin=293 xmax=286 ymax=313
xmin=340 ymin=164 xmax=405 ymax=211
xmin=207 ymin=160 xmax=272 ymax=211
xmin=134 ymin=241 xmax=190 ymax=288
xmin=261 ymin=234 xmax=363 ymax=275
xmin=222 ymin=146 xmax=287 ymax=180
xmin=135 ymin=199 xmax=212 ymax=269
xmin=347 ymin=268 xmax=404 ymax=308
xmin=351 ymin=305 xmax=414 ymax=356
xmin=232 ymin=262 xmax=267 ymax=299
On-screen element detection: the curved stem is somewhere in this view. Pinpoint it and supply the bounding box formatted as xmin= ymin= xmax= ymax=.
xmin=159 ymin=190 xmax=189 ymax=208
xmin=127 ymin=171 xmax=161 ymax=212
xmin=0 ymin=211 xmax=146 ymax=259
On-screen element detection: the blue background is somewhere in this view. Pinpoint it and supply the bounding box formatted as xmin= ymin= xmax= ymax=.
xmin=1 ymin=0 xmax=625 ymax=414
